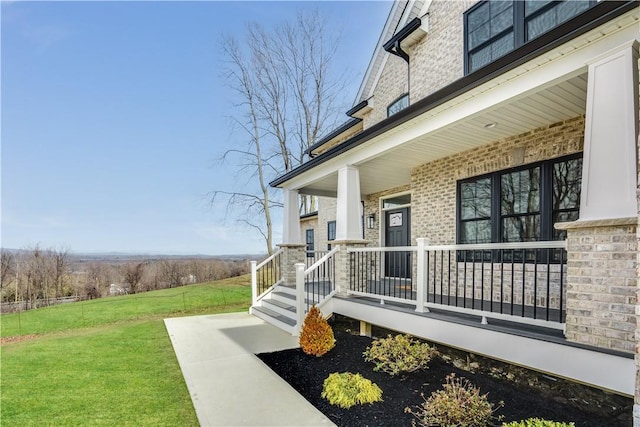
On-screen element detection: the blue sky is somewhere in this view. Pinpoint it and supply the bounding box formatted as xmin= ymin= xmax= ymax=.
xmin=2 ymin=1 xmax=391 ymax=255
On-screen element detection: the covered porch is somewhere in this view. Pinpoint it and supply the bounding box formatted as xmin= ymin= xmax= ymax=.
xmin=253 ymin=9 xmax=638 ymax=402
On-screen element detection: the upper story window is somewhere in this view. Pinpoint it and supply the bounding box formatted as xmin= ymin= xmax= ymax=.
xmin=464 ymin=1 xmax=596 ymax=74
xmin=387 ymin=94 xmax=409 ymax=117
xmin=457 ymin=153 xmax=582 ymax=244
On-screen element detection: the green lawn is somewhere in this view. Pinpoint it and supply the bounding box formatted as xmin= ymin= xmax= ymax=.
xmin=1 ymin=276 xmax=252 ymax=426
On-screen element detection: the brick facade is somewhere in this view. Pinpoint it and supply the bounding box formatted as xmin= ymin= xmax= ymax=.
xmin=363 ymin=54 xmax=408 ymax=129
xmin=362 ymin=0 xmax=477 ymax=130
xmin=559 ymin=220 xmax=637 ymax=353
xmin=411 ymin=116 xmax=585 ymax=245
xmin=410 ymin=0 xmax=475 ymax=102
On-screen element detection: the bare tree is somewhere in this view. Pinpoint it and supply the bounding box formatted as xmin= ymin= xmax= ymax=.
xmin=159 ymin=260 xmax=184 ymax=288
xmin=23 ymin=245 xmax=52 ymax=308
xmin=1 ymin=249 xmax=15 ymax=291
xmin=51 ymin=247 xmax=70 ymax=297
xmin=86 ymin=262 xmax=116 ymax=298
xmin=211 ymin=10 xmax=349 ymax=254
xmin=122 ymin=262 xmax=145 ymax=294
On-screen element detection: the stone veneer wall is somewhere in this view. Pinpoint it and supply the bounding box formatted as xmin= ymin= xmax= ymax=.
xmin=411 ymin=116 xmax=585 ymax=245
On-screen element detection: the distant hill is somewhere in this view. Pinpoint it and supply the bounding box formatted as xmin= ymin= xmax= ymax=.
xmin=1 ymin=248 xmax=265 ymax=263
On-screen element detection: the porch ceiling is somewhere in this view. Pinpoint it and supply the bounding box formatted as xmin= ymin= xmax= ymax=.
xmin=299 ymin=73 xmax=587 ymax=198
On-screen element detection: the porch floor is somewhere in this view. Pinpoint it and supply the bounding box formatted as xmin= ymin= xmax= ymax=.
xmin=338 ymin=294 xmax=572 ymax=346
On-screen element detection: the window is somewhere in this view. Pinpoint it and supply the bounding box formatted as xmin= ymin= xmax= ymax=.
xmin=525 ymin=0 xmax=591 ymax=40
xmin=457 ymin=154 xmax=582 ymax=244
xmin=459 ymin=177 xmax=492 ymax=244
xmin=464 ymin=1 xmax=596 ymax=74
xmin=305 ymin=229 xmax=314 ymax=256
xmin=387 ymin=94 xmax=409 ymax=117
xmin=383 ymin=194 xmax=411 ymax=209
xmin=466 ymin=1 xmax=515 ymax=73
xmin=327 ymin=221 xmax=336 ymax=250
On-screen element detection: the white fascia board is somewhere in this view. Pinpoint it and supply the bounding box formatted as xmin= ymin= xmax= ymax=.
xmin=286 ymin=13 xmax=639 ymax=191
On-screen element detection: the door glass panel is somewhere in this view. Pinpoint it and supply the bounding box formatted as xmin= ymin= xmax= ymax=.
xmin=383 ymin=194 xmax=411 ymax=208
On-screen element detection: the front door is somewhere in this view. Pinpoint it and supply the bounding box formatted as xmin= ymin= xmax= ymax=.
xmin=384 ymin=207 xmax=410 ymax=278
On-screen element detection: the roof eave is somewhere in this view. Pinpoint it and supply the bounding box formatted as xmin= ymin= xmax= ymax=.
xmin=270 ymin=0 xmax=637 ymax=189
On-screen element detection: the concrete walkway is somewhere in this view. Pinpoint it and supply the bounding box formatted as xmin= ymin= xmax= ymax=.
xmin=164 ymin=312 xmax=336 ymax=427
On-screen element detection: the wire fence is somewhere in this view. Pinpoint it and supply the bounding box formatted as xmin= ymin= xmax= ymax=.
xmin=1 ymin=286 xmax=251 ymax=338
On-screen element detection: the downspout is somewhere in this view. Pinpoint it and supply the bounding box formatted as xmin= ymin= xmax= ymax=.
xmin=392 ymin=39 xmax=411 ymax=100
xmin=382 ymin=17 xmax=422 ymax=105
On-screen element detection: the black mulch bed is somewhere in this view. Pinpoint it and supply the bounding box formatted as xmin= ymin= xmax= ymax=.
xmin=258 ymin=321 xmax=632 ymax=427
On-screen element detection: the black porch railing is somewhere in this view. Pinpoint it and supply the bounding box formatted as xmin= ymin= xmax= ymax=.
xmin=426 ymin=246 xmax=567 ymax=323
xmin=251 ymin=249 xmax=283 ymax=304
xmin=348 ymin=241 xmax=567 ymax=325
xmin=302 ymin=249 xmax=337 ymax=311
xmin=348 ymin=247 xmax=416 ymax=301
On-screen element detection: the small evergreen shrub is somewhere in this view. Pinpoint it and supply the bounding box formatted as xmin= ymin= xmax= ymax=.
xmin=503 ymin=419 xmax=575 ymax=427
xmin=405 ymin=373 xmax=503 ymax=427
xmin=363 ymin=334 xmax=436 ymax=376
xmin=298 ymin=306 xmax=335 ymax=356
xmin=321 ymin=372 xmax=383 ymax=409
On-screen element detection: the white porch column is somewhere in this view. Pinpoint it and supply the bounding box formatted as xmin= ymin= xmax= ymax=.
xmin=580 ymin=41 xmax=639 ymax=221
xmin=335 ymin=165 xmax=364 ymax=241
xmin=282 ymin=188 xmax=301 ymax=244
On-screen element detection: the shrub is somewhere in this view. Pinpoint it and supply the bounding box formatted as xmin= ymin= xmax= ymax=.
xmin=503 ymin=419 xmax=575 ymax=427
xmin=363 ymin=334 xmax=436 ymax=376
xmin=299 ymin=305 xmax=335 ymax=356
xmin=321 ymin=372 xmax=383 ymax=409
xmin=405 ymin=373 xmax=502 ymax=427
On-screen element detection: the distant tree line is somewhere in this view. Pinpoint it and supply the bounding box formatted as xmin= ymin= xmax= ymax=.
xmin=0 ymin=246 xmax=251 ymax=311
